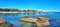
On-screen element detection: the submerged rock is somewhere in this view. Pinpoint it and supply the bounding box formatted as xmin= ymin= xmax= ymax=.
xmin=0 ymin=18 xmax=13 ymax=27
xmin=0 ymin=18 xmax=5 ymax=23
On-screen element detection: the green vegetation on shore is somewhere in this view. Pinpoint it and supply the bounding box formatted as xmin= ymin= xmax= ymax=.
xmin=0 ymin=8 xmax=37 ymax=12
xmin=0 ymin=8 xmax=37 ymax=14
xmin=0 ymin=8 xmax=52 ymax=14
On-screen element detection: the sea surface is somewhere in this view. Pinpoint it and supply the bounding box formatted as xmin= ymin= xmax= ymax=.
xmin=0 ymin=12 xmax=60 ymax=27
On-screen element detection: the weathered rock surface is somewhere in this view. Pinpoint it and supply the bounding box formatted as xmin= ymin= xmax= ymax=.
xmin=20 ymin=17 xmax=50 ymax=27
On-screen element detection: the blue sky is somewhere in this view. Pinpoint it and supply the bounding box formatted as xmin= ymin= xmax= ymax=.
xmin=0 ymin=0 xmax=60 ymax=12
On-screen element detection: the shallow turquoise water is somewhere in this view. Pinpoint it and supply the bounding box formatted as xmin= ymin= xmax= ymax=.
xmin=0 ymin=12 xmax=60 ymax=27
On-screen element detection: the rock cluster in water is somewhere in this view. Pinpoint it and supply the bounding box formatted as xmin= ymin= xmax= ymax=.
xmin=20 ymin=16 xmax=50 ymax=27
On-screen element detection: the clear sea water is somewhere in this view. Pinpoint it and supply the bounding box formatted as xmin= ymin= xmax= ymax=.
xmin=0 ymin=12 xmax=60 ymax=27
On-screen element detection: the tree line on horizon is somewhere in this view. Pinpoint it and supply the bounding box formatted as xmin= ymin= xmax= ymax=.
xmin=0 ymin=8 xmax=37 ymax=13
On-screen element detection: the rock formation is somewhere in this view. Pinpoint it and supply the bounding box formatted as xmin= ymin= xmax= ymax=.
xmin=20 ymin=16 xmax=50 ymax=27
xmin=0 ymin=18 xmax=13 ymax=27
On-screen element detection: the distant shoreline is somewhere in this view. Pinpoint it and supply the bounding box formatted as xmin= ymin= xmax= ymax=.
xmin=0 ymin=11 xmax=52 ymax=14
xmin=0 ymin=12 xmax=34 ymax=14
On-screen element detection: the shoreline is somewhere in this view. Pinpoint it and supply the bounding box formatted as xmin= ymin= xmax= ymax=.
xmin=0 ymin=12 xmax=33 ymax=13
xmin=0 ymin=11 xmax=38 ymax=14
